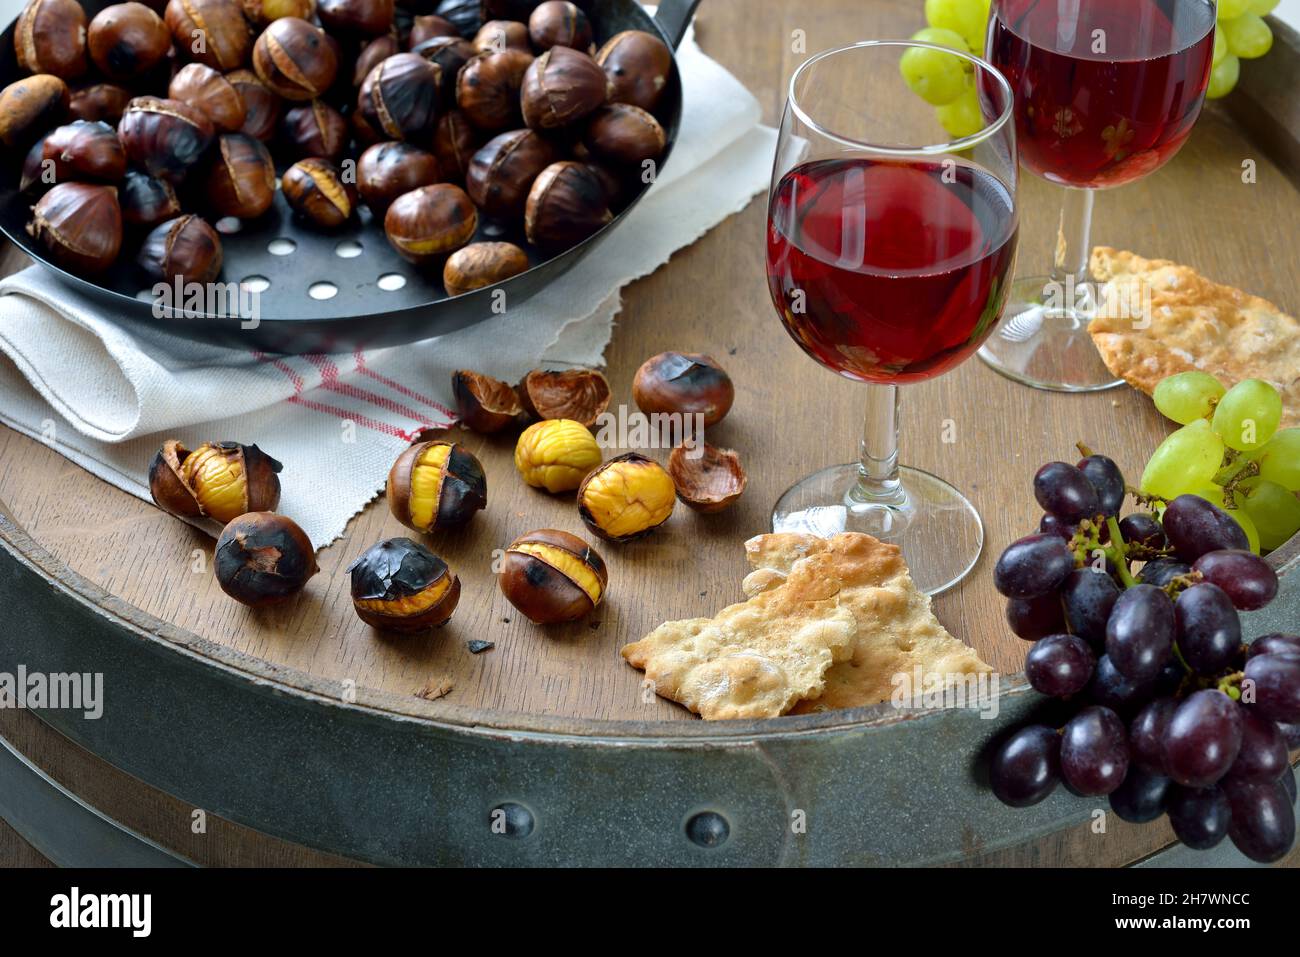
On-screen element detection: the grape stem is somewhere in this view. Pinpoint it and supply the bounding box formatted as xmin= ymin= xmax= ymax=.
xmin=1104 ymin=516 xmax=1139 ymax=589
xmin=1127 ymin=486 xmax=1169 ymax=510
xmin=1217 ymin=671 xmax=1244 ymax=699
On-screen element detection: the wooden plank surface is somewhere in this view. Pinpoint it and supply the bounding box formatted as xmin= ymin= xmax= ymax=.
xmin=0 ymin=0 xmax=1298 ymax=727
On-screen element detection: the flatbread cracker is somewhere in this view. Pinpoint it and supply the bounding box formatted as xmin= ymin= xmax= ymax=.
xmin=1088 ymin=247 xmax=1300 ymax=427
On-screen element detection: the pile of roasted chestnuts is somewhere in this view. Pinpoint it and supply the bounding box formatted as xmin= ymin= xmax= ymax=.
xmin=4 ymin=0 xmax=673 ymax=298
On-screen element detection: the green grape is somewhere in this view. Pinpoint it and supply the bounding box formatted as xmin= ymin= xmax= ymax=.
xmin=1153 ymin=371 xmax=1225 ymax=424
xmin=1240 ymin=478 xmax=1300 ymax=551
xmin=1247 ymin=0 xmax=1280 ymax=14
xmin=925 ymin=0 xmax=989 ymax=53
xmin=900 ymin=46 xmax=967 ymax=106
xmin=1223 ymin=13 xmax=1273 ymax=58
xmin=1214 ymin=30 xmax=1228 ymax=67
xmin=1208 ymin=54 xmax=1240 ymax=99
xmin=912 ymin=26 xmax=971 ymax=53
xmin=1191 ymin=484 xmax=1262 ymax=554
xmin=1244 ymin=428 xmax=1300 ymax=491
xmin=1218 ymin=0 xmax=1251 ymax=18
xmin=936 ymin=83 xmax=982 ymax=137
xmin=1141 ymin=419 xmax=1227 ymax=499
xmin=1212 ymin=378 xmax=1282 ymax=450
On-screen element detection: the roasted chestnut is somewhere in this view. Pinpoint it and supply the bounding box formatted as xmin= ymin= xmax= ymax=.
xmin=148 ymin=439 xmax=282 ymax=523
xmin=353 ymin=32 xmax=399 ymax=86
xmin=584 ymin=160 xmax=629 ymax=211
xmin=15 ymin=0 xmax=89 ymax=80
xmin=451 ymin=368 xmax=526 ymax=432
xmin=318 ymin=0 xmax=394 ymax=36
xmin=523 ymin=160 xmax=611 ymax=250
xmin=432 ymin=108 xmax=479 ymax=180
xmin=0 ymin=74 xmax=69 ymax=148
xmin=528 ymin=1 xmax=591 ymax=52
xmin=205 ymin=133 xmax=276 ymax=218
xmin=632 ymin=352 xmax=735 ymax=428
xmin=238 ymin=0 xmax=316 ymax=24
xmin=577 ymin=452 xmax=676 ymax=542
xmin=465 ymin=128 xmax=556 ymax=219
xmin=19 ymin=136 xmax=52 ymax=193
xmin=473 ymin=19 xmax=529 ymax=54
xmin=443 ymin=241 xmax=528 ymax=296
xmin=164 ymin=0 xmax=250 ymax=71
xmin=348 ymin=538 xmax=461 ymax=632
xmin=27 ymin=182 xmax=122 ymax=274
xmin=433 ymin=0 xmax=485 ymax=35
xmin=411 ymin=35 xmax=475 ymax=106
xmin=119 ymin=169 xmax=182 ymax=227
xmin=518 ymin=367 xmax=610 ymax=427
xmin=87 ymin=3 xmax=173 ymax=82
xmin=281 ymin=157 xmax=358 ymax=228
xmin=280 ymin=99 xmax=348 ymax=161
xmin=583 ymin=103 xmax=664 ymax=166
xmin=215 ymin=512 xmax=318 ymax=607
xmin=118 ymin=96 xmax=215 ymax=182
xmin=168 ymin=62 xmax=246 ymax=132
xmin=356 ymin=52 xmax=440 ymax=143
xmin=137 ymin=213 xmax=223 ymax=283
xmin=40 ymin=120 xmax=127 ymax=184
xmin=252 ymin=17 xmax=338 ymax=101
xmin=69 ymin=83 xmax=132 ymax=125
xmin=407 ymin=13 xmax=458 ymax=47
xmin=456 ymin=48 xmax=532 ymax=131
xmin=386 ymin=438 xmax=487 ymax=532
xmin=596 ymin=29 xmax=672 ymax=113
xmin=520 ymin=45 xmax=607 ymax=130
xmin=383 ymin=183 xmax=477 ymax=263
xmin=514 ymin=417 xmax=601 ymax=493
xmin=356 ymin=141 xmax=441 ymax=215
xmin=226 ymin=68 xmax=281 ymax=141
xmin=498 ymin=528 xmax=607 ymax=625
xmin=667 ymin=443 xmax=746 ymax=513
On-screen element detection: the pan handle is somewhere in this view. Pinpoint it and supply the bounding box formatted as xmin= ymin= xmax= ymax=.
xmin=654 ymin=0 xmax=703 ymax=49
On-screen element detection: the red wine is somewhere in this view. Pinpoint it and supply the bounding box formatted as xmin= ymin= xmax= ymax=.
xmin=766 ymin=158 xmax=1017 ymax=384
xmin=989 ymin=0 xmax=1215 ymax=189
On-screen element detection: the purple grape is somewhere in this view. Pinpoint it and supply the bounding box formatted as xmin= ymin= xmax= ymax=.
xmin=1025 ymin=633 xmax=1096 ymax=697
xmin=1006 ymin=593 xmax=1066 ymax=642
xmin=1138 ymin=558 xmax=1192 ymax=587
xmin=990 ymin=725 xmax=1061 ymax=808
xmin=1192 ymin=550 xmax=1278 ymax=611
xmin=1109 ymin=766 xmax=1171 ymax=823
xmin=1078 ymin=453 xmax=1126 ymax=518
xmin=1039 ymin=513 xmax=1074 ymax=541
xmin=1283 ymin=765 xmax=1297 ymax=804
xmin=1129 ymin=697 xmax=1177 ymax=775
xmin=1167 ymin=785 xmax=1231 ymax=850
xmin=1119 ymin=513 xmax=1166 ymax=551
xmin=1278 ymin=721 xmax=1300 ymax=749
xmin=1034 ymin=461 xmax=1101 ymax=524
xmin=1224 ymin=778 xmax=1297 ymax=863
xmin=1061 ymin=568 xmax=1120 ymax=649
xmin=1152 ymin=658 xmax=1187 ymax=698
xmin=1106 ymin=584 xmax=1175 ymax=683
xmin=1060 ymin=706 xmax=1130 ymax=796
xmin=1246 ymin=633 xmax=1300 ymax=660
xmin=1162 ymin=494 xmax=1250 ymax=562
xmin=994 ymin=533 xmax=1076 ymax=599
xmin=1244 ymin=654 xmax=1300 ymax=723
xmin=1088 ymin=654 xmax=1155 ymax=716
xmin=1227 ymin=709 xmax=1289 ymax=783
xmin=1163 ymin=689 xmax=1244 ymax=788
xmin=1175 ymin=583 xmax=1242 ymax=676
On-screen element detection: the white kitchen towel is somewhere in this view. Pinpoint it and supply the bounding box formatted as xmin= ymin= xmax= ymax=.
xmin=0 ymin=26 xmax=779 ymax=548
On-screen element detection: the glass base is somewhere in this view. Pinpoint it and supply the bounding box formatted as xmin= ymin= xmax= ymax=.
xmin=977 ymin=274 xmax=1124 ymax=393
xmin=771 ymin=463 xmax=983 ymax=596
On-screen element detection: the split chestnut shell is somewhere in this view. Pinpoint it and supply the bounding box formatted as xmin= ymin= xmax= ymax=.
xmin=148 ymin=439 xmax=282 ymax=524
xmin=215 ymin=512 xmax=317 ymax=607
xmin=348 ymin=537 xmax=461 ymax=633
xmin=386 ymin=439 xmax=487 ymax=533
xmin=498 ymin=528 xmax=608 ymax=625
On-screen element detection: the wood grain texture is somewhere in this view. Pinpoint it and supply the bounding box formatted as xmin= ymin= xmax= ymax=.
xmin=0 ymin=0 xmax=1297 ymax=730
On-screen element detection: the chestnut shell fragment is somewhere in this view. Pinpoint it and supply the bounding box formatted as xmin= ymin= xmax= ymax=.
xmin=451 ymin=367 xmax=526 ymax=432
xmin=214 ymin=511 xmax=318 ymax=607
xmin=348 ymin=537 xmax=461 ymax=633
xmin=667 ymin=443 xmax=747 ymax=513
xmin=517 ymin=367 xmax=610 ymax=427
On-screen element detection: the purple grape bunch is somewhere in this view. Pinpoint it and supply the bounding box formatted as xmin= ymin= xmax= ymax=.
xmin=990 ymin=449 xmax=1298 ymax=864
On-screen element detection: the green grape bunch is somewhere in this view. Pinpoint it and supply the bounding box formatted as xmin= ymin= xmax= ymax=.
xmin=898 ymin=0 xmax=993 ymax=138
xmin=1209 ymin=0 xmax=1280 ymax=101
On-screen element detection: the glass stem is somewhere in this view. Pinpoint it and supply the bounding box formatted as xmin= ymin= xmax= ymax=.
xmin=849 ymin=383 xmax=905 ymax=506
xmin=1050 ymin=186 xmax=1095 ymax=294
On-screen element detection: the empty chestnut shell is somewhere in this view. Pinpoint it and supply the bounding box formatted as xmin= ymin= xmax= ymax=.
xmin=168 ymin=63 xmax=245 ymax=132
xmin=164 ymin=0 xmax=250 ymax=71
xmin=252 ymin=17 xmax=338 ymax=101
xmin=238 ymin=0 xmax=315 ymax=25
xmin=88 ymin=3 xmax=172 ymax=82
xmin=577 ymin=452 xmax=676 ymax=542
xmin=520 ymin=45 xmax=608 ymax=130
xmin=411 ymin=35 xmax=475 ymax=106
xmin=451 ymin=368 xmax=526 ymax=432
xmin=69 ymin=83 xmax=132 ymax=125
xmin=357 ymin=141 xmax=441 ymax=216
xmin=0 ymin=74 xmax=70 ymax=148
xmin=667 ymin=442 xmax=746 ymax=513
xmin=348 ymin=537 xmax=461 ymax=632
xmin=432 ymin=108 xmax=480 ymax=181
xmin=226 ymin=68 xmax=281 ymax=141
xmin=205 ymin=133 xmax=276 ymax=219
xmin=318 ymin=0 xmax=394 ymax=36
xmin=353 ymin=33 xmax=400 ymax=87
xmin=518 ymin=367 xmax=610 ymax=427
xmin=583 ymin=103 xmax=664 ymax=166
xmin=40 ymin=120 xmax=127 ymax=183
xmin=280 ymin=99 xmax=348 ymax=162
xmin=408 ymin=13 xmax=458 ymax=48
xmin=456 ymin=48 xmax=532 ymax=131
xmin=498 ymin=528 xmax=607 ymax=625
xmin=137 ymin=213 xmax=223 ymax=283
xmin=27 ymin=181 xmax=122 ymax=274
xmin=443 ymin=241 xmax=529 ymax=297
xmin=119 ymin=169 xmax=182 ymax=228
xmin=596 ymin=29 xmax=672 ymax=113
xmin=387 ymin=438 xmax=487 ymax=533
xmin=148 ymin=438 xmax=282 ymax=523
xmin=524 ymin=160 xmax=611 ymax=251
xmin=16 ymin=0 xmax=89 ymax=80
xmin=473 ymin=19 xmax=529 ymax=54
xmin=528 ymin=1 xmax=592 ymax=53
xmin=384 ymin=183 xmax=477 ymax=264
xmin=215 ymin=512 xmax=318 ymax=607
xmin=633 ymin=352 xmax=734 ymax=428
xmin=281 ymin=157 xmax=358 ymax=228
xmin=118 ymin=96 xmax=215 ymax=182
xmin=357 ymin=52 xmax=441 ymax=142
xmin=465 ymin=127 xmax=557 ymax=220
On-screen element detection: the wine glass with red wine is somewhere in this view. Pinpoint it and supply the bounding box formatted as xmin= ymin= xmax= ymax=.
xmin=766 ymin=41 xmax=1018 ymax=595
xmin=979 ymin=0 xmax=1217 ymax=391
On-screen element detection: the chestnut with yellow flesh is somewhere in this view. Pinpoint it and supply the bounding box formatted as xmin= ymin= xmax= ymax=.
xmin=509 ymin=542 xmax=602 ymax=606
xmin=407 ymin=441 xmax=451 ymax=530
xmin=514 ymin=418 xmax=602 ymax=493
xmin=577 ymin=453 xmax=675 ymax=541
xmin=348 ymin=537 xmax=460 ymax=632
xmin=148 ymin=439 xmax=283 ymax=524
xmin=180 ymin=443 xmax=247 ymax=521
xmin=387 ymin=439 xmax=487 ymax=532
xmin=498 ymin=528 xmax=608 ymax=625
